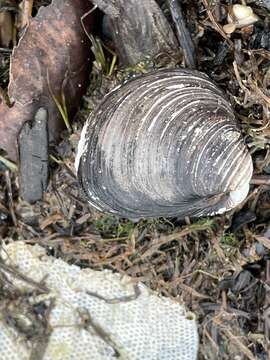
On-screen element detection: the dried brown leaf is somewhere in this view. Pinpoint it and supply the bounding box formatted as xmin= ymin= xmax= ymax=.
xmin=0 ymin=10 xmax=13 ymax=48
xmin=0 ymin=0 xmax=93 ymax=160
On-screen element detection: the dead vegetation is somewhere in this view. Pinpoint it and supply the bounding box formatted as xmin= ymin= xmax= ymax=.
xmin=0 ymin=0 xmax=269 ymax=359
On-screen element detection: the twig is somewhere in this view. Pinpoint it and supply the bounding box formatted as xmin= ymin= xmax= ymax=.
xmin=167 ymin=0 xmax=197 ymax=68
xmin=141 ymin=223 xmax=212 ymax=259
xmin=233 ymin=61 xmax=270 ymax=108
xmin=87 ymin=284 xmax=141 ymax=304
xmin=4 ymin=170 xmax=17 ymax=226
xmin=202 ymin=0 xmax=233 ymax=47
xmin=0 ymin=259 xmax=49 ymax=293
xmin=250 ymin=175 xmax=270 ymax=186
xmin=79 ymin=308 xmax=130 ymax=359
xmin=222 ymin=328 xmax=258 ymax=360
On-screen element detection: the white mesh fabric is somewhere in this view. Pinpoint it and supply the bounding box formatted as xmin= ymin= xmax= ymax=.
xmin=0 ymin=242 xmax=198 ymax=360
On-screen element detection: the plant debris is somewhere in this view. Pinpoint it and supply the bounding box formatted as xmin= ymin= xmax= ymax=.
xmin=0 ymin=0 xmax=269 ymax=359
xmin=0 ymin=0 xmax=94 ymax=161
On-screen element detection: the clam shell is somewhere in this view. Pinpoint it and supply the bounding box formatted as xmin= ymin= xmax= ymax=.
xmin=77 ymin=69 xmax=253 ymax=219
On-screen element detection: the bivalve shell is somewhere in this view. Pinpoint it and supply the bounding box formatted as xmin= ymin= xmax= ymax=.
xmin=76 ymin=69 xmax=253 ymax=219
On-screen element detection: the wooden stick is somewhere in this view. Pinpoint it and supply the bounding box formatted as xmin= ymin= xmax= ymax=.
xmin=167 ymin=0 xmax=197 ymax=69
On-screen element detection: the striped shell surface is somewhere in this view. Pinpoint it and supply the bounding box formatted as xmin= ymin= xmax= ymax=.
xmin=76 ymin=68 xmax=253 ymax=219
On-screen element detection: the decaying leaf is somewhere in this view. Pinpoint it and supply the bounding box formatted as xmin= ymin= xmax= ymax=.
xmin=0 ymin=10 xmax=13 ymax=48
xmin=0 ymin=0 xmax=93 ymax=161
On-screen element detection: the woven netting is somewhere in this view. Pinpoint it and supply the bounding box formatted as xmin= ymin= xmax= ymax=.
xmin=0 ymin=242 xmax=198 ymax=360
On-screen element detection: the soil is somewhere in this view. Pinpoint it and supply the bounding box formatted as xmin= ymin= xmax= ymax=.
xmin=0 ymin=0 xmax=269 ymax=359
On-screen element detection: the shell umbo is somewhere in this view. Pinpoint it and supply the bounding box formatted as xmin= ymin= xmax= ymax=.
xmin=76 ymin=68 xmax=253 ymax=219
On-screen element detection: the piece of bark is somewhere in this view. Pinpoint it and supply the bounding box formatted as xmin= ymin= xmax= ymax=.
xmin=92 ymin=0 xmax=180 ymax=66
xmin=18 ymin=107 xmax=48 ymax=203
xmin=0 ymin=0 xmax=94 ymax=161
xmin=167 ymin=0 xmax=197 ymax=69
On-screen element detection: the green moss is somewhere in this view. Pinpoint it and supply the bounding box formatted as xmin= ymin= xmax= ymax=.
xmin=94 ymin=215 xmax=136 ymax=238
xmin=220 ymin=232 xmax=238 ymax=247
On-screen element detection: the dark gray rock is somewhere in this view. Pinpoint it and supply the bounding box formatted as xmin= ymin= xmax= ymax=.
xmin=19 ymin=107 xmax=48 ymax=203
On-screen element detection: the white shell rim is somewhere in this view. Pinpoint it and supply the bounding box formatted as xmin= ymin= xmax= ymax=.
xmin=75 ymin=119 xmax=89 ymax=173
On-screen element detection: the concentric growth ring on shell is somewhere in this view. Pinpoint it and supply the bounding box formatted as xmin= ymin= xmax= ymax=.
xmin=76 ymin=68 xmax=253 ymax=219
